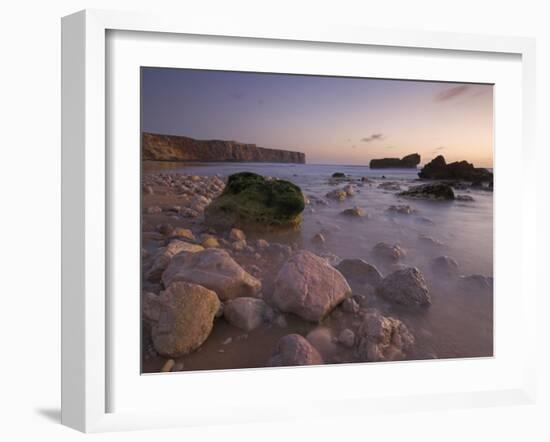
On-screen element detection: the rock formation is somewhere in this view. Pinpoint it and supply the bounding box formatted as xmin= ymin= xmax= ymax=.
xmin=369 ymin=153 xmax=421 ymax=169
xmin=418 ymin=155 xmax=492 ymax=182
xmin=142 ymin=132 xmax=306 ymax=163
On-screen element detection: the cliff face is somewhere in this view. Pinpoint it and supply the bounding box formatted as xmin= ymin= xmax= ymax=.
xmin=369 ymin=153 xmax=421 ymax=169
xmin=142 ymin=133 xmax=306 ymax=164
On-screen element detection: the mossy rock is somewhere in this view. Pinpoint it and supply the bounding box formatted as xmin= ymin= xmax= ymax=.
xmin=204 ymin=172 xmax=305 ymax=231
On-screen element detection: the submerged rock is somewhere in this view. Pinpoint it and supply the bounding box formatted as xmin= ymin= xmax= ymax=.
xmin=457 ymin=274 xmax=493 ymax=292
xmin=270 ymin=250 xmax=352 ymax=322
xmin=162 ymin=248 xmax=261 ymax=300
xmin=223 ymin=297 xmax=272 ymax=331
xmin=269 ymin=334 xmax=323 ymax=367
xmin=340 ymin=206 xmax=366 ymax=217
xmin=151 ymin=282 xmax=220 ymax=358
xmin=377 ymin=181 xmax=401 ymax=191
xmin=336 ymin=259 xmax=383 ymax=287
xmin=386 ymin=205 xmax=416 ymax=215
xmin=399 ymin=183 xmax=455 ymax=200
xmin=431 ymin=256 xmax=459 ymax=278
xmin=204 ymin=172 xmax=305 ymax=231
xmin=356 ymin=310 xmax=415 ymax=362
xmin=326 ymin=188 xmax=348 ymax=201
xmin=456 ymin=194 xmax=475 ymax=202
xmin=376 ymin=267 xmax=431 ymax=306
xmin=372 ymin=242 xmax=406 ymax=262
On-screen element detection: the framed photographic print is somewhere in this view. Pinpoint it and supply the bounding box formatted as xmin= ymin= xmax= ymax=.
xmin=61 ymin=9 xmax=537 ymax=432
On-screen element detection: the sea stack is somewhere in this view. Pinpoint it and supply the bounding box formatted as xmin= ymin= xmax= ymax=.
xmin=369 ymin=153 xmax=421 ymax=169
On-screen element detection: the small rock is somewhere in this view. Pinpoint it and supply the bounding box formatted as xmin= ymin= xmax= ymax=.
xmin=161 ymin=359 xmax=175 ymax=372
xmin=326 ymin=189 xmax=348 ymax=201
xmin=356 ymin=310 xmax=415 ymax=362
xmin=341 ymin=297 xmax=360 ymax=314
xmin=143 ymin=185 xmax=154 ymax=195
xmin=145 ymin=206 xmax=162 ymax=215
xmin=372 ymin=242 xmax=406 ymax=262
xmin=171 ymin=227 xmax=195 ymax=241
xmin=340 ymin=206 xmax=366 ymax=217
xmin=269 ymin=334 xmax=323 ymax=367
xmin=256 ymin=239 xmax=269 ymax=249
xmin=223 ymin=297 xmax=272 ymax=331
xmin=386 ymin=205 xmax=415 ymax=215
xmin=312 ymin=232 xmax=326 ymax=245
xmin=157 ymin=223 xmax=174 ymax=236
xmin=456 ymin=194 xmax=474 ymax=201
xmin=222 ymin=337 xmax=233 ymax=345
xmin=229 ymin=228 xmax=246 ymax=241
xmin=232 ymin=239 xmax=247 ymax=252
xmin=338 ymin=329 xmax=355 ymax=348
xmin=202 ymin=236 xmax=220 ymax=248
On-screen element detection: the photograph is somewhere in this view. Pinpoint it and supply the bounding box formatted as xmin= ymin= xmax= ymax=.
xmin=140 ymin=67 xmax=494 ymax=373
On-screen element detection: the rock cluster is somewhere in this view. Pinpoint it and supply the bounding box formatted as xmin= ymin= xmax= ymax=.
xmin=418 ymin=155 xmax=493 ymax=182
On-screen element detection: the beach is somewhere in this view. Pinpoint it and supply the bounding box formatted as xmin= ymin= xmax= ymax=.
xmin=140 ymin=161 xmax=493 ymax=373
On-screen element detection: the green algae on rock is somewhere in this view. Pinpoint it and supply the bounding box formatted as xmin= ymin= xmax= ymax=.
xmin=204 ymin=172 xmax=305 ymax=230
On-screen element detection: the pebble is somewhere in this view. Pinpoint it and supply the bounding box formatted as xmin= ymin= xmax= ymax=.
xmin=161 ymin=359 xmax=175 ymax=372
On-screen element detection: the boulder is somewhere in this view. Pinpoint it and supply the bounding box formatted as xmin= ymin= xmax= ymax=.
xmin=336 ymin=259 xmax=382 ymax=287
xmin=399 ymin=183 xmax=455 ymax=200
xmin=369 ymin=153 xmax=421 ymax=169
xmin=356 ymin=310 xmax=415 ymax=362
xmin=270 ymin=250 xmax=352 ymax=322
xmin=372 ymin=242 xmax=406 ymax=262
xmin=431 ymin=256 xmax=459 ymax=278
xmin=162 ymin=248 xmax=261 ymax=301
xmin=204 ymin=172 xmax=305 ymax=231
xmin=376 ymin=267 xmax=431 ymax=306
xmin=223 ymin=297 xmax=272 ymax=331
xmin=151 ymin=282 xmax=220 ymax=358
xmin=332 ymin=172 xmax=346 ymax=178
xmin=269 ymin=334 xmax=323 ymax=367
xmin=145 ymin=240 xmax=204 ymax=282
xmin=418 ymin=155 xmax=493 ymax=182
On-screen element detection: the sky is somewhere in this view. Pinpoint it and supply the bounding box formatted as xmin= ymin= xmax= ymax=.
xmin=141 ymin=68 xmax=493 ymax=167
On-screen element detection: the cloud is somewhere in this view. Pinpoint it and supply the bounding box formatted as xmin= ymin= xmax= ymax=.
xmin=434 ymin=85 xmax=469 ymax=102
xmin=435 ymin=146 xmax=445 ymax=151
xmin=361 ymin=133 xmax=384 ymax=143
xmin=385 ymin=145 xmax=396 ymax=149
xmin=230 ymin=91 xmax=246 ymax=100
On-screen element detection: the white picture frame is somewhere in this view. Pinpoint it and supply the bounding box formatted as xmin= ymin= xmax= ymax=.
xmin=61 ymin=9 xmax=537 ymax=433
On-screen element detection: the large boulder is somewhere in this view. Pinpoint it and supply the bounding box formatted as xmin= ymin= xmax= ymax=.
xmin=162 ymin=248 xmax=261 ymax=300
xmin=145 ymin=239 xmax=204 ymax=282
xmin=270 ymin=250 xmax=352 ymax=322
xmin=376 ymin=267 xmax=431 ymax=306
xmin=269 ymin=334 xmax=323 ymax=367
xmin=336 ymin=258 xmax=383 ymax=287
xmin=418 ymin=155 xmax=493 ymax=182
xmin=204 ymin=172 xmax=305 ymax=231
xmin=369 ymin=153 xmax=421 ymax=169
xmin=356 ymin=310 xmax=415 ymax=362
xmin=223 ymin=297 xmax=272 ymax=331
xmin=399 ymin=183 xmax=455 ymax=200
xmin=151 ymin=282 xmax=220 ymax=357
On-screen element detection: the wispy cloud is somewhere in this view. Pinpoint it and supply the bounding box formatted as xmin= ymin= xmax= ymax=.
xmin=434 ymin=85 xmax=469 ymax=102
xmin=434 ymin=146 xmax=445 ymax=151
xmin=361 ymin=133 xmax=384 ymax=143
xmin=230 ymin=91 xmax=246 ymax=100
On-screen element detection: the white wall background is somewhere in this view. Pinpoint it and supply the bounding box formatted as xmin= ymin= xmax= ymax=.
xmin=0 ymin=1 xmax=547 ymax=441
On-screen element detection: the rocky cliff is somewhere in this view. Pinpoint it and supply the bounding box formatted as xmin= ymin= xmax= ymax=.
xmin=142 ymin=132 xmax=306 ymax=164
xmin=369 ymin=153 xmax=421 ymax=169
